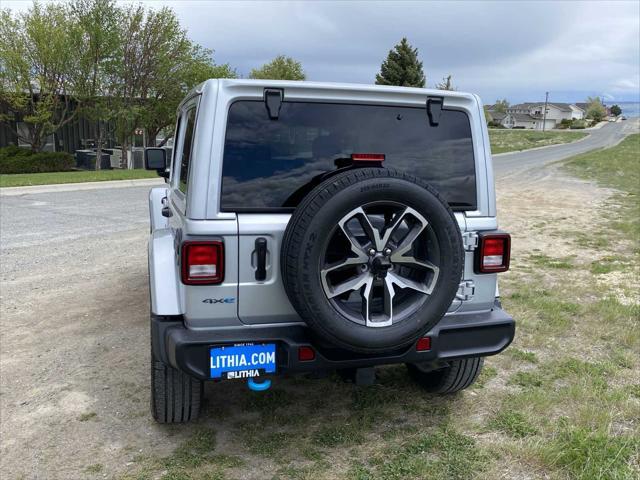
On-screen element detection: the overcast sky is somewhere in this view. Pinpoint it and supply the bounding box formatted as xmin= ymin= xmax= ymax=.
xmin=4 ymin=0 xmax=640 ymax=103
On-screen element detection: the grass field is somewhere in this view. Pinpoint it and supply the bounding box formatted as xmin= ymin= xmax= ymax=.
xmin=0 ymin=168 xmax=158 ymax=188
xmin=118 ymin=135 xmax=639 ymax=479
xmin=489 ymin=129 xmax=588 ymax=154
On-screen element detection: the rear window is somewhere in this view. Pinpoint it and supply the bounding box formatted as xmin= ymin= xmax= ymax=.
xmin=221 ymin=101 xmax=476 ymax=211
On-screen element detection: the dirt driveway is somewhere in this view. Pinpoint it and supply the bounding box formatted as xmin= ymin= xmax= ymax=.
xmin=1 ymin=137 xmax=638 ymax=479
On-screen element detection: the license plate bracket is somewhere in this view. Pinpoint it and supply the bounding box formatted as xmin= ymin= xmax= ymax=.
xmin=209 ymin=343 xmax=276 ymax=379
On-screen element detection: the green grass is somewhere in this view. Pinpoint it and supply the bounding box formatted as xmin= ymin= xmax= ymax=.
xmin=78 ymin=411 xmax=97 ymax=422
xmin=565 ymin=134 xmax=640 ymax=194
xmin=528 ymin=253 xmax=575 ymax=269
xmin=542 ymin=423 xmax=638 ymax=480
xmin=565 ymin=134 xmax=640 ymax=245
xmin=313 ymin=423 xmax=365 ymax=447
xmin=354 ymin=428 xmax=487 ymax=480
xmin=590 ymin=255 xmax=629 ymax=274
xmin=489 ymin=129 xmax=588 ymax=154
xmin=506 ymin=348 xmax=538 ymax=364
xmin=0 ymin=168 xmax=158 ymax=187
xmin=85 ymin=463 xmax=104 ymax=474
xmin=487 ymin=411 xmax=539 ymax=438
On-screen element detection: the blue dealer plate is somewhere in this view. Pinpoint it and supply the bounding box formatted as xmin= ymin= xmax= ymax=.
xmin=209 ymin=343 xmax=276 ymax=379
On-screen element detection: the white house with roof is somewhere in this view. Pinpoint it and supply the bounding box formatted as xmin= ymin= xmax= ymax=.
xmin=488 ymin=102 xmax=586 ymax=130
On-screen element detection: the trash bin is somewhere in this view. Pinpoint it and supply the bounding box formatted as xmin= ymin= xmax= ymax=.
xmin=132 ymin=148 xmax=144 ymax=169
xmin=83 ymin=152 xmax=112 ymax=170
xmin=75 ymin=149 xmax=93 ymax=169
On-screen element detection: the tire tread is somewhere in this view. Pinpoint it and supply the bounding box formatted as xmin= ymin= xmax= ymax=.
xmin=151 ymin=348 xmax=202 ymax=423
xmin=408 ymin=357 xmax=484 ymax=394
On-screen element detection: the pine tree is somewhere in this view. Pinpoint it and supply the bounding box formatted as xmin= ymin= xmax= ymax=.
xmin=375 ymin=38 xmax=426 ymax=88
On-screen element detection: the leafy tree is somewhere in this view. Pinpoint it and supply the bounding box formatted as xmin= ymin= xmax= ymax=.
xmin=483 ymin=105 xmax=493 ymax=124
xmin=493 ymin=99 xmax=510 ymax=113
xmin=141 ymin=48 xmax=236 ymax=148
xmin=249 ymin=55 xmax=305 ymax=80
xmin=1 ymin=1 xmax=232 ymax=163
xmin=68 ymin=0 xmax=120 ymax=168
xmin=436 ymin=74 xmax=456 ymax=91
xmin=585 ymin=96 xmax=607 ymax=122
xmin=0 ymin=3 xmax=77 ymax=151
xmin=110 ymin=5 xmax=234 ymax=166
xmin=610 ymin=104 xmax=622 ymax=116
xmin=375 ymin=38 xmax=425 ymax=88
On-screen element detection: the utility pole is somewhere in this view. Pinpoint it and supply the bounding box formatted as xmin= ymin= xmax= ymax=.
xmin=542 ymin=91 xmax=549 ymax=132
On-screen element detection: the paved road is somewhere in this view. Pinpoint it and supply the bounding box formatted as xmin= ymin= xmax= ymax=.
xmin=494 ymin=120 xmax=639 ymax=178
xmin=0 ymin=184 xmax=150 ymax=252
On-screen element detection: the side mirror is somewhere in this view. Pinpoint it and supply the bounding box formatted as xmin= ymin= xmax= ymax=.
xmin=144 ymin=148 xmax=166 ymax=172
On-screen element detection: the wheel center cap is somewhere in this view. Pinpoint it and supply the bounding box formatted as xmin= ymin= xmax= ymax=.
xmin=370 ymin=253 xmax=392 ymax=277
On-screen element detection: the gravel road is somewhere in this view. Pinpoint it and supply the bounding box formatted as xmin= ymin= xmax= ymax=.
xmin=0 ymin=120 xmax=637 ymax=478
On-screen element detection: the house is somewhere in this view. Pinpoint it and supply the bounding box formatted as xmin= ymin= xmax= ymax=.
xmin=486 ymin=101 xmax=586 ymax=130
xmin=488 ymin=111 xmax=508 ymax=125
xmin=508 ymin=113 xmax=555 ymax=130
xmin=507 ymin=103 xmax=574 ymax=125
xmin=565 ymin=103 xmax=586 ymax=120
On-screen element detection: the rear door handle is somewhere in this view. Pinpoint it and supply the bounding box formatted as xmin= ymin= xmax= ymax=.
xmin=162 ymin=206 xmax=172 ymax=218
xmin=255 ymin=237 xmax=267 ymax=281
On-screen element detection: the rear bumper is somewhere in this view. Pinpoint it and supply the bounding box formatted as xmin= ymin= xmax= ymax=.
xmin=152 ymin=307 xmax=515 ymax=381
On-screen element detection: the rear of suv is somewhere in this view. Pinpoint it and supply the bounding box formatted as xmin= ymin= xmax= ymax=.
xmin=146 ymin=79 xmax=514 ymax=423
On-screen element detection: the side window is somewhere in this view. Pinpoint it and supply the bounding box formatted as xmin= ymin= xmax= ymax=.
xmin=170 ymin=115 xmax=182 ymax=179
xmin=179 ymin=108 xmax=197 ymax=194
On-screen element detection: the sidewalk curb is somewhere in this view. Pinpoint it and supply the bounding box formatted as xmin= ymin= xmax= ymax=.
xmin=0 ymin=177 xmax=165 ymax=196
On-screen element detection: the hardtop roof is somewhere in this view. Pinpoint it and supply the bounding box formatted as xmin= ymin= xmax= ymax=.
xmin=180 ymin=78 xmax=477 ymax=109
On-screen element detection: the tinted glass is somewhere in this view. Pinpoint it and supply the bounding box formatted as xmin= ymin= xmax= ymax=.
xmin=221 ymin=101 xmax=476 ymax=210
xmin=179 ymin=108 xmax=197 ymax=194
xmin=170 ymin=115 xmax=181 ymax=179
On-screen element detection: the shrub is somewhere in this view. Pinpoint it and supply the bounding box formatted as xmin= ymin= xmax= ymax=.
xmin=557 ymin=118 xmax=572 ymax=129
xmin=0 ymin=145 xmax=32 ymax=160
xmin=0 ymin=146 xmax=74 ymax=174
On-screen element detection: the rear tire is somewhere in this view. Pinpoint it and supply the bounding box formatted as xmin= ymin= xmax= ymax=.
xmin=150 ymin=339 xmax=203 ymax=423
xmin=407 ymin=357 xmax=484 ymax=393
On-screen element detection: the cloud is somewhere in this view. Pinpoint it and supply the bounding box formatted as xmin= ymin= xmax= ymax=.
xmin=4 ymin=0 xmax=639 ymax=102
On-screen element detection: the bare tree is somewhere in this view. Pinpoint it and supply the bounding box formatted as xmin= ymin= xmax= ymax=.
xmin=436 ymin=74 xmax=456 ymax=91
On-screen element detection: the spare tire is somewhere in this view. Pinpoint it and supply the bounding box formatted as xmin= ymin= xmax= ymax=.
xmin=281 ymin=167 xmax=463 ymax=354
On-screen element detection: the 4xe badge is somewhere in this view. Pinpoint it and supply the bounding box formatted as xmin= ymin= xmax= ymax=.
xmin=203 ymin=297 xmax=235 ymax=304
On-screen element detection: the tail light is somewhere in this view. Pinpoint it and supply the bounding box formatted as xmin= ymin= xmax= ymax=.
xmin=181 ymin=241 xmax=224 ymax=285
xmin=416 ymin=336 xmax=431 ymax=352
xmin=475 ymin=232 xmax=510 ymax=273
xmin=298 ymin=346 xmax=316 ymax=361
xmin=350 ymin=153 xmax=385 ymax=163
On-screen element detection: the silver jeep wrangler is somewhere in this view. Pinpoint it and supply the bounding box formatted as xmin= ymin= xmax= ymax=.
xmin=145 ymin=79 xmax=514 ymax=423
